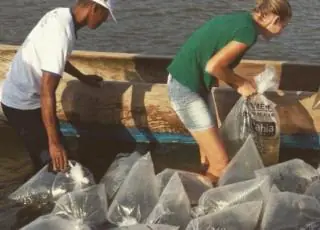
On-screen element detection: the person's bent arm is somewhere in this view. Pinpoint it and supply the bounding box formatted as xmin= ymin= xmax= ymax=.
xmin=205 ymin=41 xmax=256 ymax=96
xmin=40 ymin=71 xmax=67 ymax=171
xmin=65 ymin=61 xmax=85 ymax=79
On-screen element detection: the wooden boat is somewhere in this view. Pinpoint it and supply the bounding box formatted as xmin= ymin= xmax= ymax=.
xmin=0 ymin=44 xmax=320 ymax=164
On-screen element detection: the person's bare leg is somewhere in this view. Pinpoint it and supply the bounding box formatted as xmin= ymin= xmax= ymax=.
xmin=191 ymin=127 xmax=229 ymax=182
xmin=199 ymin=145 xmax=209 ymax=165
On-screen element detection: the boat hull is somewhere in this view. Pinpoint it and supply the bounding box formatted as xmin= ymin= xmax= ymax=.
xmin=0 ymin=44 xmax=319 ymax=155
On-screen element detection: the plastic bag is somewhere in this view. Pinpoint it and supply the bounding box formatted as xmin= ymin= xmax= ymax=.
xmin=20 ymin=214 xmax=90 ymax=230
xmin=302 ymin=221 xmax=320 ymax=230
xmin=107 ymin=153 xmax=160 ymax=226
xmin=9 ymin=161 xmax=95 ymax=206
xmin=8 ymin=164 xmax=57 ymax=206
xmin=305 ymin=180 xmax=320 ymax=201
xmin=271 ymin=184 xmax=281 ymax=193
xmin=220 ymin=64 xmax=280 ymax=165
xmin=186 ymin=201 xmax=263 ymax=230
xmin=108 ymin=224 xmax=179 ymax=230
xmin=99 ymin=151 xmax=142 ymax=201
xmin=255 ymin=159 xmax=319 ymax=193
xmin=156 ymin=169 xmax=212 ymax=206
xmin=255 ymin=64 xmax=279 ymax=94
xmin=195 ymin=176 xmax=271 ymax=216
xmin=52 ymin=161 xmax=95 ymax=199
xmin=146 ymin=173 xmax=191 ymax=228
xmin=52 ymin=184 xmax=108 ymax=226
xmin=218 ymin=135 xmax=264 ymax=186
xmin=260 ymin=192 xmax=320 ymax=230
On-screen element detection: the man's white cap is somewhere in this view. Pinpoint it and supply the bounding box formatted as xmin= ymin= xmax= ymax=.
xmin=91 ymin=0 xmax=117 ymax=22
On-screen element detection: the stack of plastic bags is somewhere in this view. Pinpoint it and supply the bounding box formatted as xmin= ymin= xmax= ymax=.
xmin=11 ymin=134 xmax=320 ymax=229
xmin=11 ymin=160 xmax=105 ymax=230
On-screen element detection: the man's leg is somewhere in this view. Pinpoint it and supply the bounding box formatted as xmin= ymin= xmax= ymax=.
xmin=2 ymin=103 xmax=52 ymax=172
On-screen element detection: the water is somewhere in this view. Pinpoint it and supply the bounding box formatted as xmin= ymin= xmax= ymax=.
xmin=1 ymin=0 xmax=320 ymax=228
xmin=1 ymin=0 xmax=320 ymax=62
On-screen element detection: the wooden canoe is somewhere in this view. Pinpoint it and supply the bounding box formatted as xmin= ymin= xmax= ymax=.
xmin=0 ymin=44 xmax=319 ymax=153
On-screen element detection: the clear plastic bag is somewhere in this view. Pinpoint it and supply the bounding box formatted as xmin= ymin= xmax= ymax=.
xmin=186 ymin=201 xmax=263 ymax=230
xmin=260 ymin=192 xmax=320 ymax=230
xmin=20 ymin=214 xmax=90 ymax=230
xmin=9 ymin=161 xmax=95 ymax=206
xmin=302 ymin=221 xmax=320 ymax=230
xmin=255 ymin=64 xmax=279 ymax=94
xmin=99 ymin=151 xmax=142 ymax=201
xmin=8 ymin=164 xmax=57 ymax=206
xmin=156 ymin=168 xmax=212 ymax=206
xmin=305 ymin=180 xmax=320 ymax=201
xmin=220 ymin=64 xmax=280 ymax=165
xmin=52 ymin=184 xmax=108 ymax=226
xmin=52 ymin=161 xmax=95 ymax=199
xmin=107 ymin=153 xmax=160 ymax=226
xmin=271 ymin=184 xmax=281 ymax=193
xmin=146 ymin=173 xmax=191 ymax=228
xmin=108 ymin=224 xmax=179 ymax=230
xmin=196 ymin=176 xmax=271 ymax=216
xmin=218 ymin=135 xmax=264 ymax=186
xmin=255 ymin=159 xmax=319 ymax=193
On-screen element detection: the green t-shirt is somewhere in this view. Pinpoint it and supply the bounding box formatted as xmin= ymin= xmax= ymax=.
xmin=167 ymin=11 xmax=258 ymax=93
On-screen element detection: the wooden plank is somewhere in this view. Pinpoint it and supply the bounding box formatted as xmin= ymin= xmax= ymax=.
xmin=55 ymin=79 xmax=188 ymax=134
xmin=211 ymin=87 xmax=320 ymax=134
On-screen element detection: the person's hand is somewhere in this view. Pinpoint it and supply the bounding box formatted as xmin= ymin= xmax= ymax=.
xmin=49 ymin=143 xmax=68 ymax=172
xmin=237 ymin=80 xmax=257 ymax=97
xmin=79 ymin=74 xmax=103 ymax=87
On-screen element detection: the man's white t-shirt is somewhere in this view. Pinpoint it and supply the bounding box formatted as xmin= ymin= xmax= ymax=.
xmin=1 ymin=8 xmax=77 ymax=110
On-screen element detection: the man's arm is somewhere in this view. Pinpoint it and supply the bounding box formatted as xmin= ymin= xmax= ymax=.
xmin=40 ymin=71 xmax=68 ymax=171
xmin=64 ymin=61 xmax=85 ymax=79
xmin=65 ymin=61 xmax=103 ymax=87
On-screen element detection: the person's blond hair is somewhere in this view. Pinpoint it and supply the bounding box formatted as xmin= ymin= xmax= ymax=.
xmin=254 ymin=0 xmax=292 ymax=22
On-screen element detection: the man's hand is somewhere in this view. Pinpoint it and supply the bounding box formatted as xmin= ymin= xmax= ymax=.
xmin=79 ymin=74 xmax=103 ymax=87
xmin=237 ymin=80 xmax=257 ymax=97
xmin=49 ymin=143 xmax=68 ymax=172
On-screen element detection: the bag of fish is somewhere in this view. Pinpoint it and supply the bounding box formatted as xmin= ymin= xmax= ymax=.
xmin=9 ymin=160 xmax=95 ymax=207
xmin=220 ymin=64 xmax=280 ymax=165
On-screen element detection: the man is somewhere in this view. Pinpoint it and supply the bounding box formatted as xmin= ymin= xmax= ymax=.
xmin=1 ymin=0 xmax=116 ymax=173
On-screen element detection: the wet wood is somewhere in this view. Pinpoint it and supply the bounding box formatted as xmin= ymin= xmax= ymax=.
xmin=0 ymin=43 xmax=319 ymax=136
xmin=55 ymin=78 xmax=187 ymax=134
xmin=1 ymin=44 xmax=320 ymax=91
